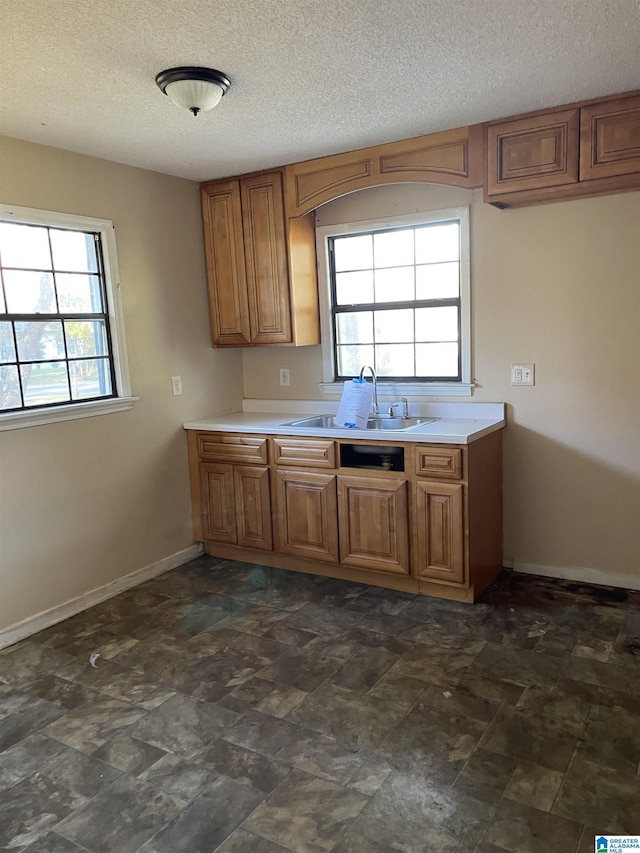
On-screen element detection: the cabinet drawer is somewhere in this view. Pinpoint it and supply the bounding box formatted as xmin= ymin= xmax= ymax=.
xmin=272 ymin=437 xmax=336 ymax=468
xmin=415 ymin=446 xmax=463 ymax=480
xmin=196 ymin=432 xmax=268 ymax=464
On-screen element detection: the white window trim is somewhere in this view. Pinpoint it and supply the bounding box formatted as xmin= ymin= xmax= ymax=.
xmin=0 ymin=204 xmax=137 ymax=430
xmin=315 ymin=206 xmax=473 ymax=397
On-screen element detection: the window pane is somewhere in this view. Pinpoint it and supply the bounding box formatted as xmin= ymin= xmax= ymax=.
xmin=335 ymin=270 xmax=373 ymax=305
xmin=50 ymin=229 xmax=98 ymax=273
xmin=375 ymin=344 xmax=415 ymax=377
xmin=333 ymin=234 xmax=373 ymax=272
xmin=21 ymin=361 xmax=70 ymax=407
xmin=16 ymin=321 xmax=65 ymax=361
xmin=415 ymin=222 xmax=459 ymax=264
xmin=415 ymin=306 xmax=459 ymax=342
xmin=0 ymin=322 xmax=16 ymax=363
xmin=416 ymin=342 xmax=459 ymax=377
xmin=56 ymin=273 xmax=104 ymax=313
xmin=374 ymin=267 xmax=414 ymax=303
xmin=337 ymin=344 xmax=374 ymax=376
xmin=0 ymin=223 xmax=52 ymax=269
xmin=374 ymin=308 xmax=414 ymax=343
xmin=4 ymin=270 xmax=56 ymax=314
xmin=373 ymin=229 xmax=413 ymax=267
xmin=336 ymin=311 xmax=373 ymax=344
xmin=70 ymin=358 xmax=112 ymax=400
xmin=65 ymin=320 xmax=108 ymax=357
xmin=1 ymin=364 xmax=21 ymax=409
xmin=416 ymin=262 xmax=459 ymax=299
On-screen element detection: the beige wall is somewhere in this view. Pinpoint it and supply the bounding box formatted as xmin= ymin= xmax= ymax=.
xmin=244 ymin=184 xmax=640 ymax=582
xmin=0 ymin=137 xmax=243 ymax=633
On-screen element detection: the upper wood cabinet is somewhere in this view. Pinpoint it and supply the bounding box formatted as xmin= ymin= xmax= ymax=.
xmin=580 ymin=94 xmax=640 ymax=181
xmin=285 ymin=125 xmax=483 ymax=217
xmin=484 ymin=91 xmax=640 ymax=207
xmin=201 ymin=171 xmax=319 ymax=347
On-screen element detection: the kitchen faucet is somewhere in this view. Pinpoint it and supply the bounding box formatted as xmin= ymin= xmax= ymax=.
xmin=358 ymin=365 xmax=379 ymax=414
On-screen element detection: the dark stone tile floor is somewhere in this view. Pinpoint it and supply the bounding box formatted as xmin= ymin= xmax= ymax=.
xmin=1 ymin=557 xmax=640 ymax=852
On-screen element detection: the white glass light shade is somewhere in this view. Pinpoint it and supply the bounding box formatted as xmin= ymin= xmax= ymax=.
xmin=155 ymin=67 xmax=231 ymax=116
xmin=164 ymin=79 xmax=224 ymax=114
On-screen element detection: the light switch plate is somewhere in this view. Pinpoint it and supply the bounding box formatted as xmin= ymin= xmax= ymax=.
xmin=171 ymin=375 xmax=183 ymax=395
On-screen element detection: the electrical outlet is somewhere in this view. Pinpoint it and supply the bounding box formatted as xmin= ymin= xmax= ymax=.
xmin=279 ymin=368 xmax=290 ymax=387
xmin=511 ymin=363 xmax=534 ymax=385
xmin=171 ymin=375 xmax=183 ymax=395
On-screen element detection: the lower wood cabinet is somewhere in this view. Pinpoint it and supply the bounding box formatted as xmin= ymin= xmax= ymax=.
xmin=188 ymin=429 xmax=503 ymax=603
xmin=200 ymin=461 xmax=272 ymax=551
xmin=337 ymin=475 xmax=410 ymax=576
xmin=274 ymin=470 xmax=338 ymax=562
xmin=414 ymin=481 xmax=464 ymax=583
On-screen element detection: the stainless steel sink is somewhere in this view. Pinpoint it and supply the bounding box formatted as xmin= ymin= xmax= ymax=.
xmin=281 ymin=415 xmax=436 ymax=431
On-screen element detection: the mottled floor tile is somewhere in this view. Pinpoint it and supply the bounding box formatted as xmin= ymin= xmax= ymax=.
xmin=55 ymin=774 xmax=184 ymax=853
xmin=345 ymin=752 xmax=393 ymax=797
xmin=222 ymin=710 xmax=299 ymax=756
xmin=418 ymin=680 xmax=501 ymax=723
xmin=329 ymin=646 xmax=399 ymax=693
xmin=40 ymin=746 xmax=122 ymax=797
xmin=503 ymin=760 xmax=564 ymax=812
xmin=139 ymin=752 xmax=216 ymax=800
xmin=23 ymin=674 xmax=99 ymax=710
xmin=482 ymin=798 xmax=582 ymax=853
xmin=339 ymin=770 xmax=493 ymax=852
xmin=129 ymin=692 xmax=239 ymax=758
xmin=479 ymin=703 xmax=582 ymax=773
xmin=0 ymin=641 xmax=76 ymax=687
xmin=0 ymin=683 xmax=33 ymax=719
xmin=469 ymin=642 xmax=567 ymax=688
xmin=216 ymin=827 xmax=290 ymax=851
xmin=574 ymin=703 xmax=640 ymax=771
xmin=137 ymin=775 xmax=265 ymax=853
xmin=43 ymin=695 xmax=145 ymax=754
xmin=274 ymin=728 xmax=362 ymax=784
xmin=366 ymin=670 xmax=426 ymax=708
xmin=0 ymin=772 xmax=86 ymax=850
xmin=287 ymin=682 xmax=407 ymax=751
xmin=21 ymin=831 xmax=87 ymax=853
xmin=254 ymin=682 xmax=307 ymax=718
xmin=552 ymin=754 xmax=640 ymax=833
xmin=193 ymin=737 xmax=289 ymax=793
xmin=561 ymin=656 xmax=632 ymax=690
xmin=93 ymin=731 xmax=167 ymax=775
xmin=454 ymin=748 xmax=517 ymax=805
xmin=386 ymin=642 xmax=480 ymax=687
xmin=259 ymin=647 xmax=343 ymax=692
xmin=0 ymin=695 xmax=65 ymax=750
xmin=243 ymin=768 xmax=368 ymax=853
xmin=0 ymin=733 xmax=66 ymax=792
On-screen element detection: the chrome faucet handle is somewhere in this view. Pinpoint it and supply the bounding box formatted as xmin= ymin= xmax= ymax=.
xmin=388 ymin=403 xmax=400 ymax=418
xmin=400 ymin=397 xmax=409 ymax=418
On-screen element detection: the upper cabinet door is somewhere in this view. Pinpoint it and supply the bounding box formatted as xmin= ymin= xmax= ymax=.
xmin=486 ymin=109 xmax=580 ymax=197
xmin=580 ymin=94 xmax=640 ymax=181
xmin=201 ymin=181 xmax=251 ymax=346
xmin=241 ymin=172 xmax=292 ymax=345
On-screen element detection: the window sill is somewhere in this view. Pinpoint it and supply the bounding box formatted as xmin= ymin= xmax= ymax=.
xmin=320 ymin=381 xmax=474 ymax=398
xmin=0 ymin=396 xmax=139 ymax=431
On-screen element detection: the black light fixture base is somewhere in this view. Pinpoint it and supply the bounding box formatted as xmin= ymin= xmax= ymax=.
xmin=155 ymin=67 xmax=231 ymax=96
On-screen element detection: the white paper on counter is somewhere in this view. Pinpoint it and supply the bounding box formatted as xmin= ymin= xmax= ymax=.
xmin=334 ymin=379 xmax=375 ymax=429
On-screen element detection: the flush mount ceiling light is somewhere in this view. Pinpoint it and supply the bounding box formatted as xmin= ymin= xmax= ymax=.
xmin=155 ymin=66 xmax=231 ymax=116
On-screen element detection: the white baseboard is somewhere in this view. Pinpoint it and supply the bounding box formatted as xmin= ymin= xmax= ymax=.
xmin=0 ymin=543 xmax=204 ymax=650
xmin=510 ymin=559 xmax=640 ymax=591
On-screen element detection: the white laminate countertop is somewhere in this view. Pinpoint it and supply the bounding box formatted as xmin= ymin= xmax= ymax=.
xmin=184 ymin=400 xmax=506 ymax=445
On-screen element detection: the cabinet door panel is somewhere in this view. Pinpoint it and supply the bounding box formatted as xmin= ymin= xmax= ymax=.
xmin=580 ymin=95 xmax=640 ymax=180
xmin=275 ymin=471 xmax=339 ymax=562
xmin=200 ymin=181 xmax=251 ymax=346
xmin=199 ymin=463 xmax=237 ymax=544
xmin=338 ymin=476 xmax=410 ymax=575
xmin=234 ymin=466 xmax=273 ymax=551
xmin=241 ymin=173 xmax=292 ymax=344
xmin=415 ymin=481 xmax=464 ymax=583
xmin=486 ymin=109 xmax=579 ymax=195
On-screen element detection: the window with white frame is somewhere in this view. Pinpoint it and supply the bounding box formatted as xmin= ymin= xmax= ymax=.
xmin=317 ymin=207 xmax=471 ymax=394
xmin=0 ymin=205 xmax=132 ymax=427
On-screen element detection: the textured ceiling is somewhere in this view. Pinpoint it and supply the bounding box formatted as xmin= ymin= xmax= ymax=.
xmin=1 ymin=0 xmax=639 ymax=182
